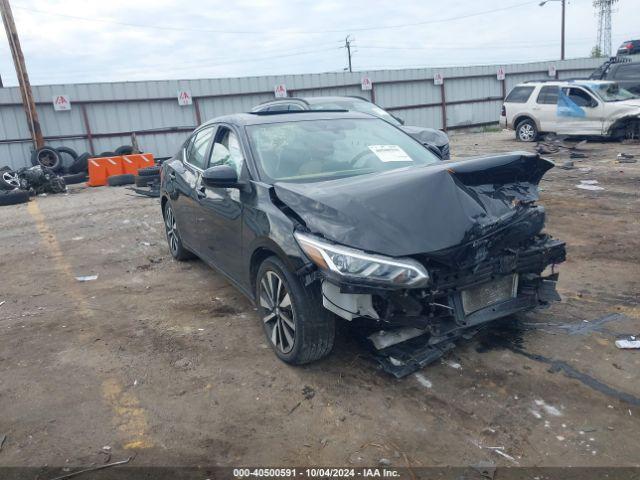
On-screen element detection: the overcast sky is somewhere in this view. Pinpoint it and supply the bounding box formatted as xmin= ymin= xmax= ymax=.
xmin=0 ymin=0 xmax=637 ymax=86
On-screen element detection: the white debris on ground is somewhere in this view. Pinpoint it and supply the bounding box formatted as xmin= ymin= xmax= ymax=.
xmin=534 ymin=399 xmax=563 ymax=417
xmin=414 ymin=373 xmax=432 ymax=389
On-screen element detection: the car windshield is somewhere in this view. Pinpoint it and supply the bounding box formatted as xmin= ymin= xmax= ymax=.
xmin=589 ymin=83 xmax=637 ymax=102
xmin=308 ymin=100 xmax=401 ymax=126
xmin=247 ymin=118 xmax=439 ymax=183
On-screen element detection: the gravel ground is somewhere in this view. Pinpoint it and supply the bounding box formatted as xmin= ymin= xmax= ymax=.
xmin=0 ymin=130 xmax=638 ymax=471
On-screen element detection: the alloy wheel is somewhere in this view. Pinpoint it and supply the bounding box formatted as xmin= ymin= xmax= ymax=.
xmin=2 ymin=171 xmax=20 ymax=189
xmin=38 ymin=150 xmax=58 ymax=168
xmin=518 ymin=123 xmax=535 ymax=141
xmin=259 ymin=270 xmax=296 ymax=354
xmin=164 ymin=205 xmax=179 ymax=256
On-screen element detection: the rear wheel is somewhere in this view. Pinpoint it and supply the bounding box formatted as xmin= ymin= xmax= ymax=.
xmin=256 ymin=256 xmax=335 ymax=365
xmin=515 ymin=119 xmax=538 ymax=142
xmin=163 ymin=202 xmax=194 ymax=261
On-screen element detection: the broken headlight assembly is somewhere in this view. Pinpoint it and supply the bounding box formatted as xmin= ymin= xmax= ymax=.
xmin=294 ymin=232 xmax=429 ymax=288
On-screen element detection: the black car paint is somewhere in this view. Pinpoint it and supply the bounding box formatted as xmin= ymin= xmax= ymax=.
xmin=161 ymin=111 xmax=565 ymax=375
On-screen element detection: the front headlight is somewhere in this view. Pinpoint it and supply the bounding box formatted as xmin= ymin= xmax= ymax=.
xmin=294 ymin=232 xmax=429 ymax=288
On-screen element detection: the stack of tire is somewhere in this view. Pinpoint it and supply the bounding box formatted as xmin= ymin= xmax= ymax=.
xmin=33 ymin=145 xmax=136 ymax=186
xmin=133 ymin=164 xmax=161 ymax=188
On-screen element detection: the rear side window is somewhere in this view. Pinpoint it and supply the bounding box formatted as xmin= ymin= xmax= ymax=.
xmin=536 ymin=86 xmax=560 ymax=104
xmin=505 ymin=86 xmax=535 ymax=103
xmin=614 ymin=63 xmax=640 ymax=80
xmin=185 ymin=127 xmax=214 ymax=169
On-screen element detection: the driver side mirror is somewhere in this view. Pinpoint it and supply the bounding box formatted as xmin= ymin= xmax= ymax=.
xmin=202 ymin=165 xmax=243 ymax=189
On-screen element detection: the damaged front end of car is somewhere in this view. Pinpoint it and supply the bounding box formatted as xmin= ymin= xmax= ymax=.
xmin=273 ymin=152 xmax=566 ymax=377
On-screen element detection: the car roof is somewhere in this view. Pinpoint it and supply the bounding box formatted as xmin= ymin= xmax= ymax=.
xmin=257 ymin=96 xmax=369 ymax=106
xmin=514 ymin=79 xmax=616 ymax=88
xmin=201 ymin=110 xmax=375 ymax=127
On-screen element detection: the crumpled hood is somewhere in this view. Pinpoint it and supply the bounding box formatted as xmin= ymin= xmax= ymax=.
xmin=400 ymin=125 xmax=449 ymax=147
xmin=273 ymin=152 xmax=553 ymax=258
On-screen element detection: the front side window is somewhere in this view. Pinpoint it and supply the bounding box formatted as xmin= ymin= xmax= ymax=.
xmin=247 ymin=117 xmax=439 ymax=183
xmin=536 ymin=86 xmax=559 ymax=105
xmin=562 ymin=87 xmax=596 ymax=107
xmin=185 ymin=127 xmax=214 ymax=169
xmin=505 ymin=86 xmax=535 ymax=103
xmin=209 ymin=128 xmax=245 ymax=176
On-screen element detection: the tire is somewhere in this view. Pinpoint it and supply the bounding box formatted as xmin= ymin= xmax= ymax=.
xmin=163 ymin=202 xmax=195 ymax=261
xmin=256 ymin=256 xmax=335 ymax=365
xmin=0 ymin=189 xmax=29 ymax=206
xmin=31 ymin=147 xmax=62 ymax=171
xmin=0 ymin=169 xmax=20 ymax=190
xmin=114 ymin=145 xmax=134 ymax=155
xmin=62 ymin=172 xmax=87 ymax=185
xmin=70 ymin=152 xmax=90 ymax=174
xmin=515 ymin=119 xmax=538 ymax=142
xmin=137 ymin=165 xmax=160 ymax=177
xmin=135 ymin=174 xmax=159 ymax=187
xmin=56 ymin=146 xmax=78 ymax=171
xmin=107 ymin=174 xmax=135 ymax=186
xmin=97 ymin=151 xmax=116 ymax=158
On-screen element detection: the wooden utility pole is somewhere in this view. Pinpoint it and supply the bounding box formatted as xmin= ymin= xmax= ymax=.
xmin=0 ymin=0 xmax=44 ymax=149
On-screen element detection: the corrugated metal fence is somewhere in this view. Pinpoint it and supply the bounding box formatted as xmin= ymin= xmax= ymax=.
xmin=0 ymin=57 xmax=602 ymax=169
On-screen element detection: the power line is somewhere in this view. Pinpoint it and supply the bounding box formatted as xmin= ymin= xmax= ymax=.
xmin=11 ymin=1 xmax=539 ymax=36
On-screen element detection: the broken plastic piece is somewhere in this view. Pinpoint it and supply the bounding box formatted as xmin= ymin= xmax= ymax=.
xmin=615 ymin=337 xmax=640 ymax=349
xmin=75 ymin=275 xmax=98 ymax=282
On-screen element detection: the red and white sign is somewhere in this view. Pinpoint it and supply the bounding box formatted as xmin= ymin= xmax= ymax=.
xmin=274 ymin=84 xmax=287 ymax=98
xmin=548 ymin=65 xmax=557 ymax=77
xmin=177 ymin=90 xmax=193 ymax=106
xmin=433 ymin=72 xmax=444 ymax=85
xmin=497 ymin=66 xmax=506 ymax=81
xmin=361 ymin=76 xmax=372 ymax=91
xmin=53 ymin=95 xmax=71 ymax=111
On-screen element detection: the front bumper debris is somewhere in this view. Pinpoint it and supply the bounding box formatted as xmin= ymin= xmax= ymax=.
xmin=320 ymin=235 xmax=565 ymax=378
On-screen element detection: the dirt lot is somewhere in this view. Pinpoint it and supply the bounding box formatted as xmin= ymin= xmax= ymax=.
xmin=1 ymin=130 xmax=639 ymax=471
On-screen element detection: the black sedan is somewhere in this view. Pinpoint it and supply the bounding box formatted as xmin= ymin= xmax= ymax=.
xmin=160 ymin=111 xmax=565 ymax=376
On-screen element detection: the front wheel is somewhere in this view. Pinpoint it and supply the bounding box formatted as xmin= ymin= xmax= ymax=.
xmin=515 ymin=119 xmax=538 ymax=142
xmin=256 ymin=256 xmax=335 ymax=365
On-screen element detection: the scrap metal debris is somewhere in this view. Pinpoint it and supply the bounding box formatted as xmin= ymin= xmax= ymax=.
xmin=0 ymin=434 xmax=6 ymax=452
xmin=617 ymin=153 xmax=637 ymax=163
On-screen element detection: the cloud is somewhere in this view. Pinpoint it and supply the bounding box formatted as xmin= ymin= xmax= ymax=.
xmin=0 ymin=0 xmax=637 ymax=86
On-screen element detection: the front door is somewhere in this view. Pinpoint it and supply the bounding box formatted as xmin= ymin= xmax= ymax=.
xmin=193 ymin=125 xmax=247 ymax=279
xmin=557 ymin=87 xmax=604 ymax=136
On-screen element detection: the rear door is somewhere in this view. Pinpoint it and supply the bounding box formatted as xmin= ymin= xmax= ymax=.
xmin=533 ymin=85 xmax=560 ymax=132
xmin=172 ymin=126 xmax=216 ymax=246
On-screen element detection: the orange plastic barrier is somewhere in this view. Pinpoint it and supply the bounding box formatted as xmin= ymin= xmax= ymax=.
xmin=87 ymin=153 xmax=155 ymax=187
xmin=122 ymin=153 xmax=155 ymax=170
xmin=121 ymin=155 xmax=138 ymax=175
xmin=87 ymin=157 xmax=108 ymax=186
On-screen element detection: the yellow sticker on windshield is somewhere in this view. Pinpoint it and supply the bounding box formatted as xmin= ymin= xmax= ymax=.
xmin=368 ymin=145 xmax=412 ymax=162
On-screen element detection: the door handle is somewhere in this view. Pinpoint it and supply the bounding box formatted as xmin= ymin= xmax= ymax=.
xmin=168 ymin=172 xmax=176 ymax=180
xmin=197 ymin=186 xmax=206 ymax=199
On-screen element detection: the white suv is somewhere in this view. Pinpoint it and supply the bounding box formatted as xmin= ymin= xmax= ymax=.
xmin=500 ymin=80 xmax=640 ymax=141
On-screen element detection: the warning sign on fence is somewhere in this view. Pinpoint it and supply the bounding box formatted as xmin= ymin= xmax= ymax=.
xmin=53 ymin=95 xmax=71 ymax=111
xmin=497 ymin=66 xmax=506 ymax=80
xmin=274 ymin=84 xmax=287 ymax=98
xmin=433 ymin=73 xmax=444 ymax=85
xmin=177 ymin=90 xmax=193 ymax=106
